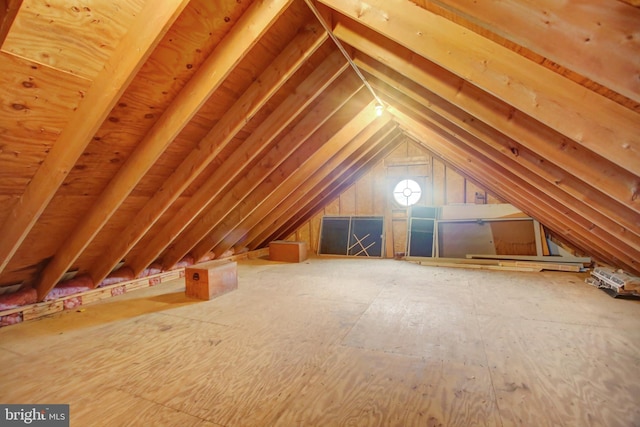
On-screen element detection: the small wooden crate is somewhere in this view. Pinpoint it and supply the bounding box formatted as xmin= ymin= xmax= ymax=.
xmin=185 ymin=261 xmax=238 ymax=300
xmin=269 ymin=240 xmax=308 ymax=263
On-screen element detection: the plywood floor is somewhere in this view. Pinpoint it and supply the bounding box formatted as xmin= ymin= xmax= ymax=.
xmin=1 ymin=257 xmax=639 ymax=426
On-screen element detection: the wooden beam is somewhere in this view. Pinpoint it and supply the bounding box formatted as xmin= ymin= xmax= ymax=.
xmin=0 ymin=0 xmax=21 ymax=47
xmin=131 ymin=52 xmax=347 ymax=272
xmin=384 ymin=156 xmax=429 ymax=167
xmin=359 ymin=58 xmax=640 ymax=232
xmin=322 ymin=0 xmax=640 ymax=175
xmin=392 ymin=107 xmax=639 ymax=273
xmin=426 ymin=0 xmax=640 ymax=104
xmin=260 ymin=135 xmax=402 ymax=248
xmin=337 ymin=26 xmax=640 ymax=215
xmin=200 ymin=103 xmax=395 ymax=256
xmin=0 ymin=0 xmax=190 ymax=282
xmin=87 ymin=16 xmax=325 ymax=284
xmin=156 ymin=71 xmax=363 ymax=270
xmin=396 ymin=126 xmax=618 ymax=265
xmin=618 ymin=0 xmax=640 ymax=7
xmin=211 ymin=110 xmax=396 ymax=258
xmin=35 ymin=0 xmax=296 ymax=299
xmin=401 ymin=126 xmax=621 ymax=268
xmin=390 ymin=93 xmax=640 ymax=265
xmin=367 ymin=72 xmax=640 ymax=253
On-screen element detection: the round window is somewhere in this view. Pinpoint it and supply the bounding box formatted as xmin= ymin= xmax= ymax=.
xmin=393 ymin=179 xmax=422 ymax=206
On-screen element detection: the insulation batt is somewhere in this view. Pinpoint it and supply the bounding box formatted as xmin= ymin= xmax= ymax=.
xmin=0 ymin=288 xmax=37 ymax=310
xmin=219 ymin=249 xmax=234 ymax=259
xmin=99 ymin=266 xmax=134 ymax=287
xmin=45 ymin=274 xmax=93 ymax=301
xmin=138 ymin=262 xmax=162 ymax=278
xmin=198 ymin=252 xmax=216 ymax=262
xmin=0 ymin=313 xmax=23 ymax=327
xmin=170 ymin=255 xmax=194 ymax=270
xmin=111 ymin=285 xmax=126 ymax=296
xmin=63 ymin=297 xmax=82 ymax=310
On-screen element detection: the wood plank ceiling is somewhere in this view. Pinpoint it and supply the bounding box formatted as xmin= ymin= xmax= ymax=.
xmin=0 ymin=0 xmax=638 ymax=300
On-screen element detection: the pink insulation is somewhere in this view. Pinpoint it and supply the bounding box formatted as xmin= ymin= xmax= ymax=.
xmin=63 ymin=297 xmax=82 ymax=310
xmin=170 ymin=254 xmax=194 ymax=270
xmin=219 ymin=249 xmax=234 ymax=259
xmin=0 ymin=313 xmax=23 ymax=327
xmin=111 ymin=285 xmax=126 ymax=297
xmin=99 ymin=266 xmax=134 ymax=287
xmin=198 ymin=252 xmax=216 ymax=263
xmin=0 ymin=288 xmax=37 ymax=310
xmin=138 ymin=262 xmax=162 ymax=278
xmin=45 ymin=274 xmax=94 ymax=301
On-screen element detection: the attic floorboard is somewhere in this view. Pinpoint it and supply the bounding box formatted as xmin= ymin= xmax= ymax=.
xmin=0 ymin=258 xmax=638 ymax=426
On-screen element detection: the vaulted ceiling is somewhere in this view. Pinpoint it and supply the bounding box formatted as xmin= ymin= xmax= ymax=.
xmin=1 ymin=0 xmax=639 ymax=300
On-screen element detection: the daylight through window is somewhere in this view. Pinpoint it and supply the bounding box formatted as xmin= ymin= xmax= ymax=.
xmin=393 ymin=179 xmax=421 ymax=206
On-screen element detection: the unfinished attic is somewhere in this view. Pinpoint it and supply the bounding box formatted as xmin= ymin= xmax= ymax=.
xmin=1 ymin=0 xmax=639 ymax=425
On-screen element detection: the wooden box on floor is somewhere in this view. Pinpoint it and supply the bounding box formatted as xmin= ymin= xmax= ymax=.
xmin=185 ymin=261 xmax=237 ymax=301
xmin=269 ymin=240 xmax=308 ymax=263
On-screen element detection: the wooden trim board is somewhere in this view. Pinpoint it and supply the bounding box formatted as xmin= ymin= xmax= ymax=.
xmin=0 ymin=248 xmax=269 ymax=327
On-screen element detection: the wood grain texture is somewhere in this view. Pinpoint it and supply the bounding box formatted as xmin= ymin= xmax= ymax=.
xmin=249 ymin=132 xmax=401 ymax=251
xmin=362 ymin=60 xmax=640 ymax=230
xmin=210 ymin=108 xmax=393 ymax=257
xmin=0 ymin=52 xmax=90 ymax=198
xmin=342 ymin=22 xmax=640 ymax=211
xmin=419 ymin=0 xmax=640 ymax=104
xmin=393 ymin=107 xmax=634 ymax=267
xmin=0 ymin=0 xmax=190 ymax=282
xmin=0 ymin=0 xmax=22 ymax=47
xmin=35 ymin=0 xmax=297 ymax=297
xmin=159 ymin=68 xmax=361 ymax=260
xmin=325 ymin=0 xmax=640 ymax=175
xmin=3 ymin=0 xmax=145 ymax=79
xmin=128 ymin=45 xmax=345 ymax=275
xmin=382 ymin=82 xmax=640 ymax=256
xmin=0 ymin=258 xmax=637 ymax=426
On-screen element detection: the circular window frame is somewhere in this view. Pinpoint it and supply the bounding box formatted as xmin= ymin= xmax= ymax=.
xmin=393 ymin=179 xmax=422 ymax=207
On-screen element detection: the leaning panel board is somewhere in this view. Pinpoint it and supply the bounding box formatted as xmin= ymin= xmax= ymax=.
xmin=319 ymin=216 xmax=384 ymax=257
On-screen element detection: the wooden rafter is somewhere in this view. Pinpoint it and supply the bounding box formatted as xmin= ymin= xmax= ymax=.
xmin=618 ymin=0 xmax=640 ymax=7
xmin=0 ymin=0 xmax=21 ymax=47
xmin=0 ymin=0 xmax=191 ymax=283
xmin=156 ymin=54 xmax=354 ymax=269
xmin=157 ymin=71 xmax=364 ymax=270
xmin=213 ymin=106 xmax=396 ymax=257
xmin=336 ymin=25 xmax=640 ymax=215
xmin=322 ymin=0 xmax=640 ymax=175
xmin=384 ymin=87 xmax=640 ymax=259
xmin=423 ymin=0 xmax=640 ymax=104
xmin=392 ymin=107 xmax=638 ymax=272
xmin=36 ymin=0 xmax=296 ymax=298
xmin=258 ymin=133 xmax=403 ymax=248
xmin=88 ymin=15 xmax=326 ymax=284
xmin=364 ymin=68 xmax=640 ymax=250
